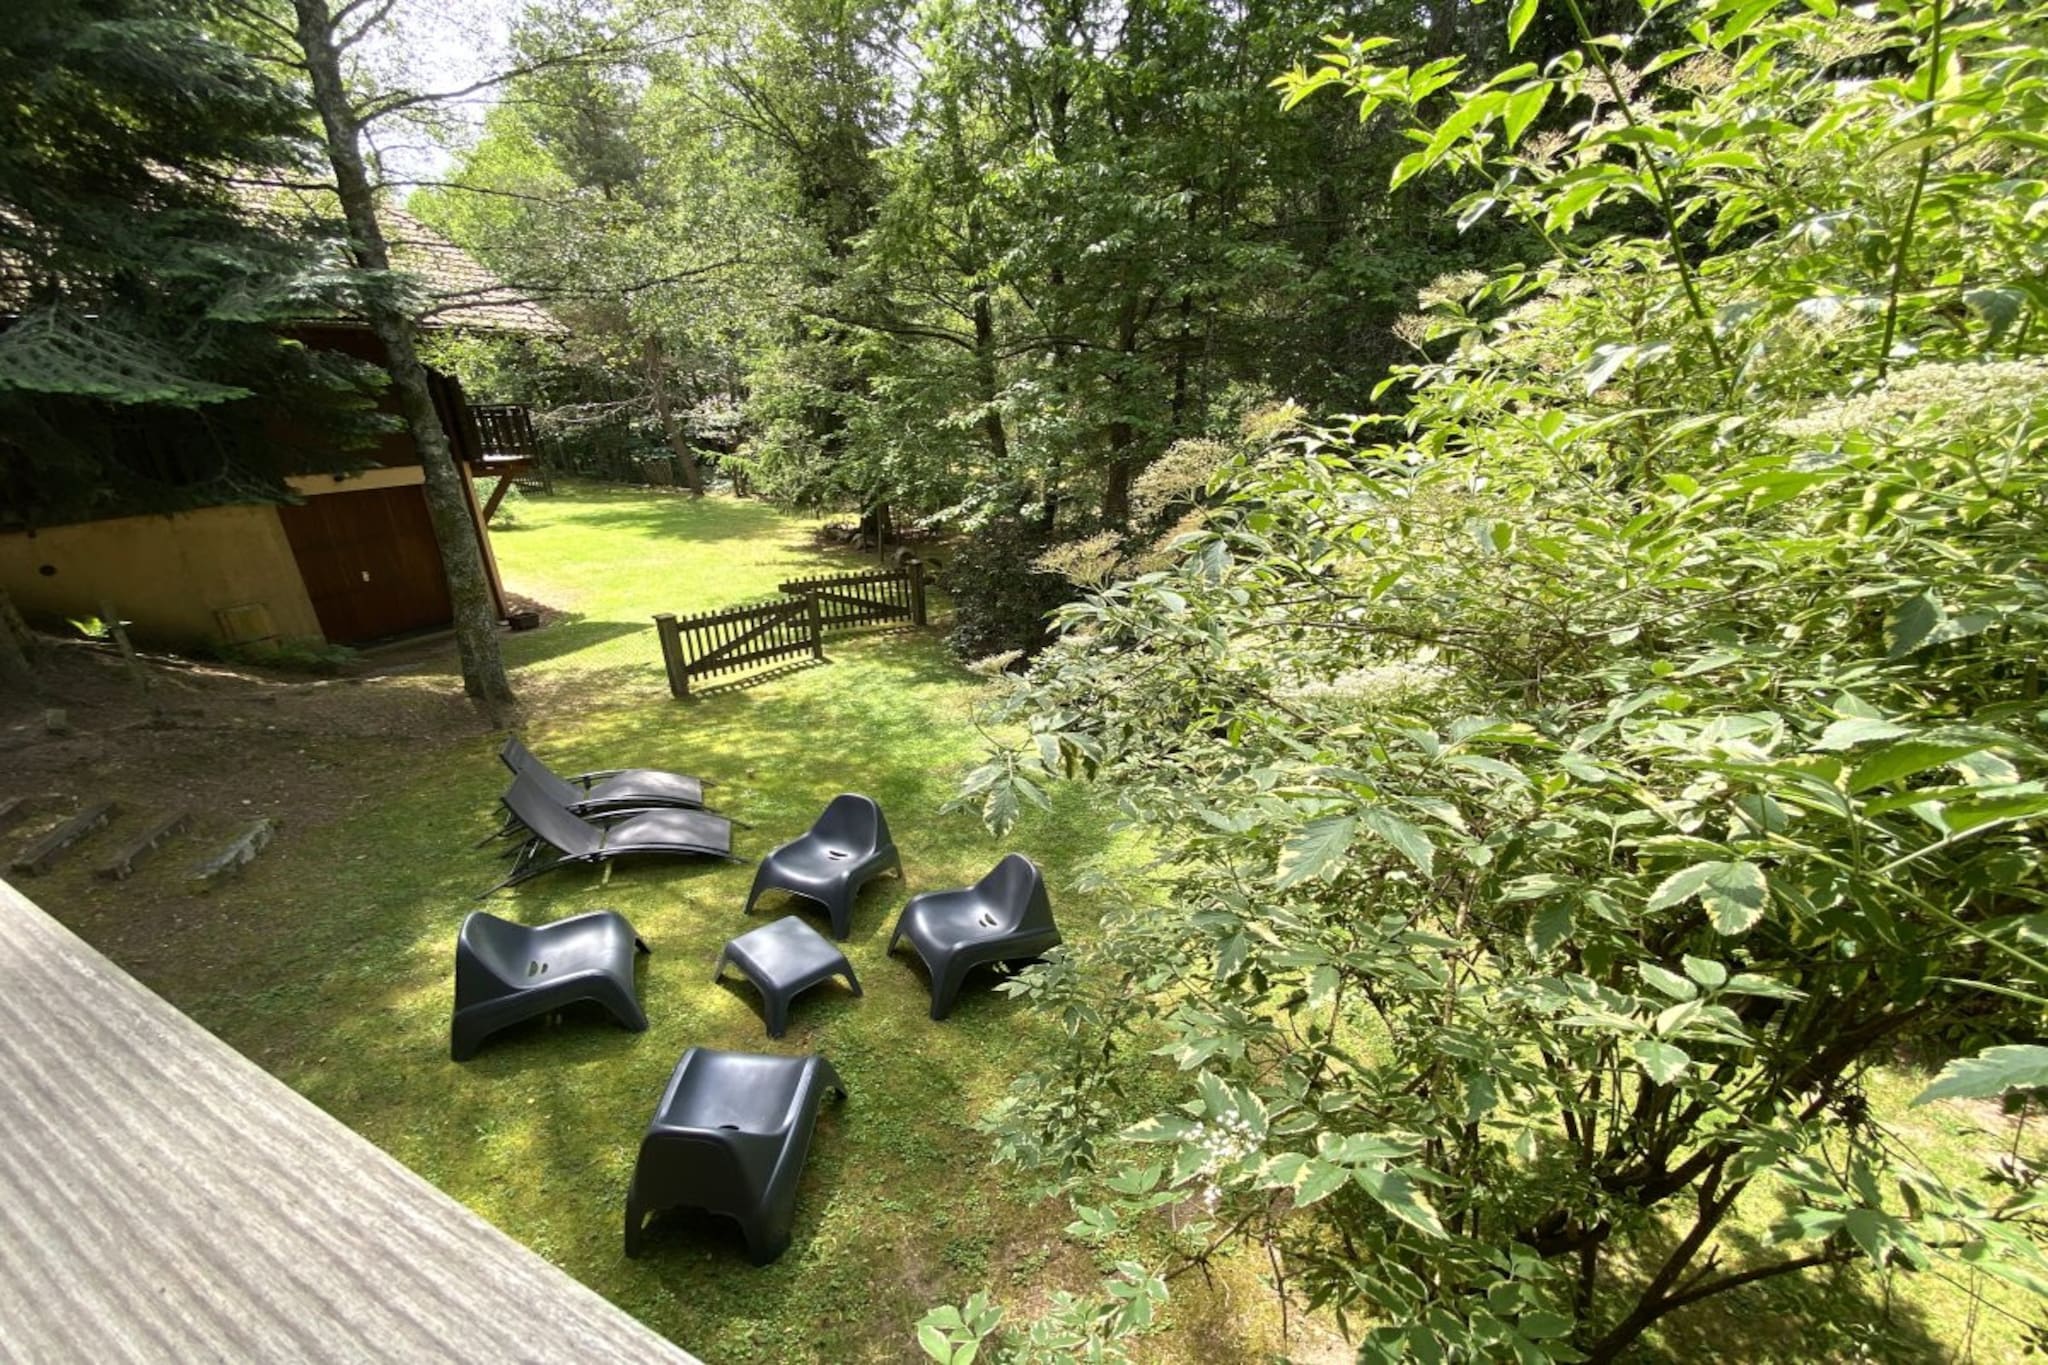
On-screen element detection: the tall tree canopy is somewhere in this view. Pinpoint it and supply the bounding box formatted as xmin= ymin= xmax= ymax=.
xmin=417 ymin=0 xmax=1521 ymax=650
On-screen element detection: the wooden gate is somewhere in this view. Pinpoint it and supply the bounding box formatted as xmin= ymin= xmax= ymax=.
xmin=654 ymin=596 xmax=823 ymax=699
xmin=778 ymin=560 xmax=927 ymax=630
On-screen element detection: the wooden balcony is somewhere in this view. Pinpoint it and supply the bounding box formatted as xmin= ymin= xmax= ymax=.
xmin=0 ymin=876 xmax=699 ymax=1362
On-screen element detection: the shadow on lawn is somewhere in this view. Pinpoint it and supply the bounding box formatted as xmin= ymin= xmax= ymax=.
xmin=527 ymin=486 xmax=809 ymax=545
xmin=500 ymin=616 xmax=652 ymax=670
xmin=1623 ymin=1208 xmax=1951 ymax=1362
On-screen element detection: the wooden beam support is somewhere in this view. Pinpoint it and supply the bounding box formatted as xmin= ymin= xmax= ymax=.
xmin=96 ymin=809 xmax=192 ymax=881
xmin=481 ymin=474 xmax=512 ymax=524
xmin=9 ymin=800 xmax=117 ymax=876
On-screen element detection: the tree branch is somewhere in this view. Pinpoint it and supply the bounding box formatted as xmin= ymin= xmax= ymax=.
xmin=1656 ymin=1246 xmax=1859 ymax=1316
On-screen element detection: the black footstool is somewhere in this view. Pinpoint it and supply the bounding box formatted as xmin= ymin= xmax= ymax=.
xmin=714 ymin=915 xmax=861 ymax=1037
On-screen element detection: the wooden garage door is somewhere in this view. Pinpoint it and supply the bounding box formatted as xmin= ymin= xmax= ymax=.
xmin=276 ymin=486 xmax=454 ymax=644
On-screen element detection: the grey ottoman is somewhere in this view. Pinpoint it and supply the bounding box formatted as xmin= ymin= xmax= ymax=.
xmin=714 ymin=915 xmax=861 ymax=1037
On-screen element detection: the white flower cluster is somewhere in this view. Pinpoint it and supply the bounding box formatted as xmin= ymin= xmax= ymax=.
xmin=1132 ymin=438 xmax=1232 ymax=518
xmin=1776 ymin=359 xmax=2048 ymax=440
xmin=1033 ymin=531 xmax=1126 ymax=587
xmin=1417 ymin=270 xmax=1490 ymax=311
xmin=1666 ymin=52 xmax=1736 ymax=94
xmin=1272 ymin=663 xmax=1453 ymax=709
xmin=1189 ymin=1113 xmax=1259 ymax=1178
xmin=967 ymin=649 xmax=1024 ymax=678
xmin=1130 ymin=509 xmax=1209 ymax=573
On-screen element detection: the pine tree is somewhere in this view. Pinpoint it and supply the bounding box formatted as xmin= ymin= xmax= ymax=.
xmin=0 ymin=0 xmax=383 ymax=524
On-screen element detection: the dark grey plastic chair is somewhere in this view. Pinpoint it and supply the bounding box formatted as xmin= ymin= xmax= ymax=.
xmin=887 ymin=854 xmax=1060 ymax=1020
xmin=743 ymin=794 xmax=900 ymax=939
xmin=714 ymin=916 xmax=861 ymax=1038
xmin=488 ymin=736 xmax=717 ymax=841
xmin=482 ymin=774 xmax=739 ymax=895
xmin=451 ymin=909 xmax=649 ymax=1061
xmin=624 ymin=1048 xmax=847 ymax=1265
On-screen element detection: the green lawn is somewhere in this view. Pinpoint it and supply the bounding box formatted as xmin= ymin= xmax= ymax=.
xmin=116 ymin=484 xmax=1280 ymax=1363
xmin=22 ymin=483 xmax=2035 ymax=1362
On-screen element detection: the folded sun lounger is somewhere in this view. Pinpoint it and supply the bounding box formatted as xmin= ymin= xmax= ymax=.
xmin=480 ymin=774 xmax=740 ymax=895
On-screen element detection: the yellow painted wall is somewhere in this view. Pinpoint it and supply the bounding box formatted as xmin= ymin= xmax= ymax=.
xmin=0 ymin=505 xmax=322 ymax=647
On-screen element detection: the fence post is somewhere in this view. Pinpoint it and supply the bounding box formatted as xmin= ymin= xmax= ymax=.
xmin=654 ymin=613 xmax=689 ymax=700
xmin=908 ymin=558 xmax=928 ymax=626
xmin=806 ymin=594 xmax=825 ymax=660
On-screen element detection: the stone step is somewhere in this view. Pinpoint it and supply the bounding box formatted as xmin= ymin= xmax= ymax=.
xmin=9 ymin=801 xmax=118 ymax=877
xmin=95 ymin=810 xmax=193 ymax=882
xmin=190 ymin=819 xmax=277 ymax=885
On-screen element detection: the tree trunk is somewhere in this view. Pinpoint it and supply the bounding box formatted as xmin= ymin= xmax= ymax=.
xmin=1101 ymin=301 xmax=1143 ymax=524
xmin=971 ymin=264 xmax=1009 ymax=469
xmin=1427 ymin=0 xmax=1463 ymax=58
xmin=290 ymin=0 xmax=514 ymax=711
xmin=642 ymin=335 xmax=705 ymax=495
xmin=1102 ymin=417 xmax=1139 ymax=524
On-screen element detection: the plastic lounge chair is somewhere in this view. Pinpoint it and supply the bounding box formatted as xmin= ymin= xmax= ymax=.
xmin=742 ymin=794 xmax=900 ymax=940
xmin=624 ymin=1048 xmax=847 ymax=1265
xmin=482 ymin=774 xmax=740 ymax=895
xmin=451 ymin=909 xmax=650 ymax=1061
xmin=485 ymin=737 xmax=719 ymax=844
xmin=887 ymin=854 xmax=1061 ymax=1020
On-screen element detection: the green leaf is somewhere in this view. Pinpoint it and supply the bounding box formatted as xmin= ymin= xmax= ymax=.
xmin=1308 ymin=964 xmax=1341 ymax=1009
xmin=1638 ymin=962 xmax=1698 ymax=1001
xmin=1649 ymin=861 xmax=1767 ymax=934
xmin=1295 ymin=1158 xmax=1351 ymax=1207
xmin=1701 ymin=862 xmax=1768 ymax=934
xmin=1887 ymin=590 xmax=1942 ymax=658
xmin=1528 ymin=900 xmax=1573 ymax=955
xmin=1723 ymin=972 xmax=1806 ymax=1000
xmin=1646 ymin=862 xmax=1715 ymax=911
xmin=1848 ymin=730 xmax=2004 ymax=793
xmin=1502 ymin=82 xmax=1550 ymax=146
xmin=1123 ymin=1114 xmax=1200 ymax=1142
xmin=1275 ymin=815 xmax=1356 ymax=888
xmin=1632 ymin=1039 xmax=1691 ymax=1084
xmin=917 ymin=1323 xmax=954 ymax=1362
xmin=1815 ymin=718 xmax=1914 ymax=751
xmin=1359 ymin=807 xmax=1435 ymax=877
xmin=1356 ymin=1167 xmax=1449 ymax=1238
xmin=1913 ymin=1045 xmax=2048 ymax=1106
xmin=1506 ymin=0 xmax=1541 ymax=51
xmin=1682 ymin=955 xmax=1728 ymax=989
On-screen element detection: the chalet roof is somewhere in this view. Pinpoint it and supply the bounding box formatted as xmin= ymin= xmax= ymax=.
xmin=246 ymin=184 xmax=566 ymax=337
xmin=0 ymin=183 xmax=566 ymax=337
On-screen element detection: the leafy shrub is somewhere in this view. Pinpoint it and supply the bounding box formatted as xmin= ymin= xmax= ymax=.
xmin=944 ymin=511 xmax=1075 ymax=662
xmin=949 ymin=0 xmax=2048 ymax=1358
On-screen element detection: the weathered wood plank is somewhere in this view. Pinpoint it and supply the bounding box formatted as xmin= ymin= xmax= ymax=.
xmin=0 ymin=876 xmax=700 ymax=1363
xmin=95 ymin=809 xmax=192 ymax=881
xmin=8 ymin=799 xmax=116 ymax=876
